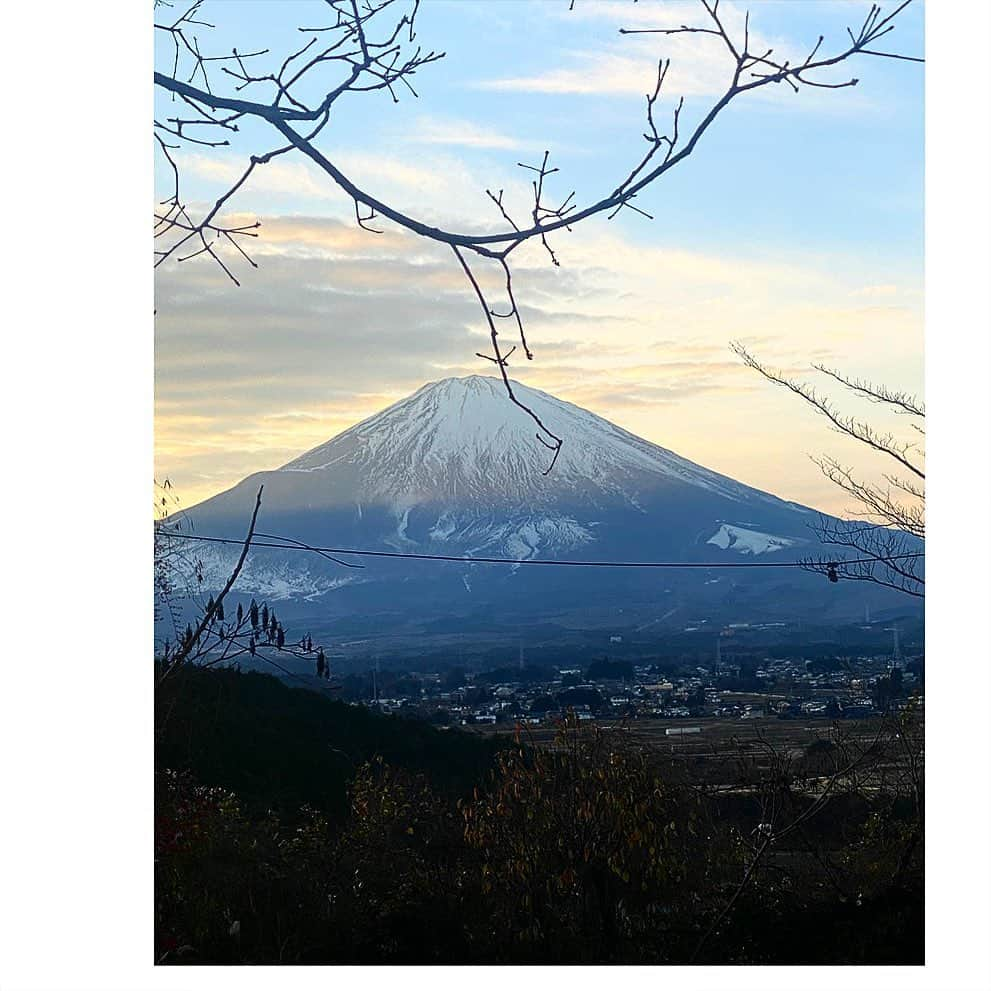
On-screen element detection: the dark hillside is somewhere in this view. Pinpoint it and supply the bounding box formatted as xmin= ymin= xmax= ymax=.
xmin=155 ymin=666 xmax=502 ymax=819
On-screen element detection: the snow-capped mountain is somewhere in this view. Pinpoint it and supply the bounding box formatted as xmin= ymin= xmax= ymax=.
xmin=170 ymin=375 xmax=909 ymax=629
xmin=278 ymin=375 xmax=802 ymax=511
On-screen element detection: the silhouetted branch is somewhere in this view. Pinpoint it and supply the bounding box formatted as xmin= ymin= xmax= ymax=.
xmin=155 ymin=481 xmax=355 ymax=689
xmin=814 ymin=364 xmax=925 ymax=418
xmin=453 ymin=245 xmax=563 ymax=473
xmin=160 ymin=484 xmax=264 ymax=678
xmin=733 ymin=344 xmax=924 ymax=597
xmin=732 ymin=344 xmax=924 ymax=481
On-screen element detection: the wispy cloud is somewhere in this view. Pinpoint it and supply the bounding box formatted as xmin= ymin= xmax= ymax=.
xmin=170 ymin=145 xmax=533 ymax=237
xmin=177 ymin=153 xmax=340 ymax=203
xmin=477 ymin=1 xmax=749 ymax=98
xmin=476 ymin=44 xmax=733 ymax=99
xmin=406 ymin=115 xmax=528 ymax=151
xmin=852 ymin=283 xmax=900 ymax=298
xmin=177 ymin=150 xmax=450 ymax=205
xmin=476 ymin=1 xmax=871 ymax=116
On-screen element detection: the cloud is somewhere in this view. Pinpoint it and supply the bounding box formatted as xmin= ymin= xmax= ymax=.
xmin=406 ymin=115 xmax=529 ymax=151
xmin=178 ymin=149 xmax=446 ymax=201
xmin=476 ymin=45 xmax=733 ymax=99
xmin=476 ymin=2 xmax=752 ymax=99
xmin=176 ymin=153 xmax=343 ymax=204
xmin=475 ymin=0 xmax=873 ymax=120
xmin=169 ymin=144 xmax=538 ymax=240
xmin=852 ymin=283 xmax=900 ymax=298
xmin=154 ymin=225 xmax=598 ymax=469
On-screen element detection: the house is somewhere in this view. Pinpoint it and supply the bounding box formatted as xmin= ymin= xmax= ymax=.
xmin=741 ymin=706 xmax=766 ymax=719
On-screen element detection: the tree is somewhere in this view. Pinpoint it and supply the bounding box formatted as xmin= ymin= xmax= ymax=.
xmin=732 ymin=344 xmax=924 ymax=598
xmin=154 ymin=478 xmax=203 ymax=633
xmin=557 ymin=686 xmax=604 ymax=711
xmin=155 ymin=0 xmax=921 ymax=470
xmin=460 ymin=716 xmax=705 ymax=960
xmin=529 ymin=694 xmax=556 ymax=715
xmin=585 ymin=658 xmax=634 ymax=682
xmin=154 ymin=482 xmax=337 ymax=691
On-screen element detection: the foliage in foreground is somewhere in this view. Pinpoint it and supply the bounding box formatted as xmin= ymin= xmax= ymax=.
xmin=156 ymin=670 xmax=923 ymax=966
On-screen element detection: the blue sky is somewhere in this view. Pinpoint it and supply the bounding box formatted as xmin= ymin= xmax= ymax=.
xmin=155 ymin=0 xmax=924 ymax=511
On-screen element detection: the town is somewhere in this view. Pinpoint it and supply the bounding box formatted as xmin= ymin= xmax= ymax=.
xmin=334 ymin=644 xmax=924 ymax=730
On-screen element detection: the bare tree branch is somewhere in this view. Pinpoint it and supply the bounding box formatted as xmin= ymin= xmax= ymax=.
xmin=732 ymin=344 xmax=924 ymax=481
xmin=160 ymin=484 xmax=264 ymax=678
xmin=814 ymin=364 xmax=925 ymax=417
xmin=733 ymin=345 xmax=924 ymax=597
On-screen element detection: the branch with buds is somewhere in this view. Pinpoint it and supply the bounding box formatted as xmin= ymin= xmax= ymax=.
xmin=155 ymin=484 xmax=343 ymax=688
xmin=732 ymin=343 xmax=924 ymax=597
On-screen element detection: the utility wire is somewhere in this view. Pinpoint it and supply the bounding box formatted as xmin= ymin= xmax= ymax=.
xmin=164 ymin=529 xmax=923 ymax=570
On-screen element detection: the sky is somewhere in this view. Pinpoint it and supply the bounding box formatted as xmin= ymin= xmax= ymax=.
xmin=154 ymin=0 xmax=924 ymax=515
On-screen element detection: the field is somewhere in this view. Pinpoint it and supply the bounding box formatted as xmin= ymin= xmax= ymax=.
xmin=468 ymin=711 xmax=923 ymax=792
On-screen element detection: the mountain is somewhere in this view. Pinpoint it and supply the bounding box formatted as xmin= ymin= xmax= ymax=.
xmin=168 ymin=376 xmax=920 ymax=647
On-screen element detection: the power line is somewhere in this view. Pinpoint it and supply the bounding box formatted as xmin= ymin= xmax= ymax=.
xmin=164 ymin=529 xmax=923 ymax=571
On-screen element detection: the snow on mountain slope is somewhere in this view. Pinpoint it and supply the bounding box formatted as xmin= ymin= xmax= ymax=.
xmin=278 ymin=375 xmax=811 ymax=514
xmin=186 ymin=542 xmax=367 ymax=602
xmin=707 ymin=523 xmax=803 ymax=555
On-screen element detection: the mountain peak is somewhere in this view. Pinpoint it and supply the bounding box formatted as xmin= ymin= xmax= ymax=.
xmin=422 ymin=373 xmax=501 ymax=388
xmin=275 ymin=375 xmax=796 ymax=513
xmin=412 ymin=373 xmax=530 ymax=401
